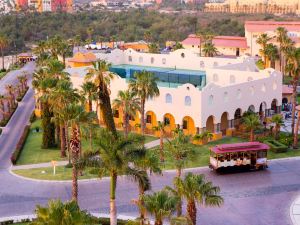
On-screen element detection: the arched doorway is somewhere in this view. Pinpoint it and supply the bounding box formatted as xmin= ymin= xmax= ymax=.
xmin=271 ymin=99 xmax=278 ymax=113
xmin=234 ymin=108 xmax=242 ymax=127
xmin=248 ymin=105 xmax=255 ymax=113
xmin=163 ymin=113 xmax=176 ymax=135
xmin=206 ymin=115 xmax=215 ymax=133
xmin=146 ymin=111 xmax=157 ymax=129
xmin=282 ymin=97 xmax=288 ymax=105
xmin=182 ymin=116 xmax=196 ymax=135
xmin=259 ymin=102 xmax=267 ymax=119
xmin=220 ymin=112 xmax=229 ymax=135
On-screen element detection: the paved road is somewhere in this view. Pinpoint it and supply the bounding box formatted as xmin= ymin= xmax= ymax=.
xmin=0 ymin=62 xmax=299 ymax=224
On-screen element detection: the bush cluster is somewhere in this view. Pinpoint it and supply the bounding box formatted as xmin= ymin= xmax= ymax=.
xmin=263 ymin=139 xmax=288 ymax=153
xmin=11 ymin=124 xmax=30 ymax=165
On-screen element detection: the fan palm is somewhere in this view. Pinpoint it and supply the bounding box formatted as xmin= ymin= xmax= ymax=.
xmin=5 ymin=84 xmax=15 ymax=112
xmin=0 ymin=95 xmax=6 ymax=120
xmin=153 ymin=121 xmax=166 ymax=162
xmin=264 ymin=43 xmax=279 ymax=69
xmin=174 ymin=172 xmax=223 ymax=225
xmin=81 ymin=81 xmax=97 ymax=112
xmin=256 ymin=33 xmax=272 ymax=67
xmin=113 ymin=89 xmax=140 ymax=138
xmin=271 ymin=114 xmax=284 ymax=140
xmin=242 ymin=113 xmax=261 ymax=141
xmin=129 ymin=71 xmax=159 ymax=135
xmin=202 ymin=42 xmax=218 ymax=57
xmin=80 ymin=130 xmax=148 ymax=225
xmin=143 ymin=190 xmax=178 ymax=225
xmin=86 ymin=60 xmax=117 ymax=138
xmin=276 ymin=27 xmax=288 ymax=73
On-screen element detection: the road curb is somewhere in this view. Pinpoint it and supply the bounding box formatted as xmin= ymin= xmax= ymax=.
xmin=290 ymin=196 xmax=300 ymax=225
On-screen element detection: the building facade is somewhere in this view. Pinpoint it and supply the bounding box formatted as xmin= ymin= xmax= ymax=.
xmin=66 ymin=49 xmax=282 ymax=138
xmin=15 ymin=0 xmax=72 ymax=12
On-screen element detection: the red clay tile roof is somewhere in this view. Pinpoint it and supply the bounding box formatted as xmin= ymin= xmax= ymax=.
xmin=212 ymin=36 xmax=248 ymax=48
xmin=245 ymin=21 xmax=300 ymax=32
xmin=282 ymin=85 xmax=293 ymax=95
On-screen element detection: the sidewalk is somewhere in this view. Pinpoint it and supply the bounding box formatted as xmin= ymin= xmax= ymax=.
xmin=291 ymin=196 xmax=300 ymax=225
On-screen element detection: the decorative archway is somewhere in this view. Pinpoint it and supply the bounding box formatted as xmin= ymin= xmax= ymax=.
xmin=271 ymin=99 xmax=278 ymax=113
xmin=220 ymin=112 xmax=229 ymax=135
xmin=182 ymin=116 xmax=196 ymax=135
xmin=234 ymin=108 xmax=242 ymax=127
xmin=206 ymin=115 xmax=215 ymax=133
xmin=146 ymin=111 xmax=158 ymax=128
xmin=259 ymin=102 xmax=267 ymax=118
xmin=163 ymin=113 xmax=176 ymax=133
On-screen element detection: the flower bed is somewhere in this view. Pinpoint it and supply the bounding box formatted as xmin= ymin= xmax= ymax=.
xmin=11 ymin=125 xmax=31 ymax=165
xmin=264 ymin=139 xmax=288 ymax=153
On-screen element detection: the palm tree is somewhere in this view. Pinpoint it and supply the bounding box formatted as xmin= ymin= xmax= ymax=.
xmin=74 ymin=35 xmax=81 ymax=52
xmin=86 ymin=60 xmax=117 ymax=138
xmin=256 ymin=33 xmax=272 ymax=67
xmin=129 ymin=71 xmax=159 ymax=135
xmin=31 ymin=199 xmax=94 ymax=225
xmin=143 ymin=190 xmax=178 ymax=225
xmin=153 ymin=121 xmax=166 ymax=162
xmin=264 ymin=43 xmax=279 ymax=69
xmin=81 ymin=81 xmax=97 ymax=112
xmin=113 ymin=89 xmax=140 ymax=138
xmin=0 ymin=95 xmax=6 ymax=120
xmin=17 ymin=74 xmax=27 ymax=93
xmin=276 ymin=27 xmax=288 ymax=73
xmin=193 ymin=131 xmax=213 ymax=144
xmin=58 ymin=39 xmax=73 ymax=66
xmin=5 ymin=84 xmax=15 ymax=111
xmin=202 ymin=42 xmax=218 ymax=57
xmin=173 ymin=42 xmax=184 ymax=51
xmin=148 ymin=43 xmax=159 ymax=53
xmin=0 ymin=34 xmax=9 ymax=70
xmin=80 ymin=130 xmax=148 ymax=225
xmin=271 ymin=114 xmax=283 ymax=140
xmin=173 ymin=172 xmax=223 ymax=225
xmin=286 ymin=47 xmax=300 ymax=147
xmin=242 ymin=113 xmax=261 ymax=141
xmin=165 ymin=130 xmax=193 ymax=178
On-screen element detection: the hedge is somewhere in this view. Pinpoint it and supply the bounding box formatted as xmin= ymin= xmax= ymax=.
xmin=0 ymin=103 xmax=18 ymax=127
xmin=264 ymin=139 xmax=288 ymax=153
xmin=11 ymin=124 xmax=31 ymax=165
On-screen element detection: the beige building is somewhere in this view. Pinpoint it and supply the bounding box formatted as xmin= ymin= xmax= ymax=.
xmin=205 ymin=0 xmax=300 ymax=14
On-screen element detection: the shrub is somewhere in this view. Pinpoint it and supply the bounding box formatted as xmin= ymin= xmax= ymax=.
xmin=10 ymin=125 xmax=30 ymax=165
xmin=0 ymin=103 xmax=18 ymax=127
xmin=264 ymin=139 xmax=288 ymax=153
xmin=278 ymin=133 xmax=293 ymax=147
xmin=0 ymin=220 xmax=14 ymax=225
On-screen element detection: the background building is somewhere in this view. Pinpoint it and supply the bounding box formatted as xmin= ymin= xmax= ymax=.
xmin=15 ymin=0 xmax=72 ymax=12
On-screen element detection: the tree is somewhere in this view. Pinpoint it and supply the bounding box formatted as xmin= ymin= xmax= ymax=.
xmin=5 ymin=84 xmax=15 ymax=112
xmin=148 ymin=43 xmax=160 ymax=54
xmin=0 ymin=34 xmax=9 ymax=70
xmin=271 ymin=114 xmax=283 ymax=140
xmin=264 ymin=43 xmax=279 ymax=69
xmin=242 ymin=113 xmax=261 ymax=142
xmin=173 ymin=172 xmax=223 ymax=225
xmin=173 ymin=42 xmax=184 ymax=51
xmin=153 ymin=121 xmax=166 ymax=162
xmin=31 ymin=199 xmax=95 ymax=225
xmin=286 ymin=47 xmax=300 ymax=148
xmin=0 ymin=95 xmax=6 ymax=120
xmin=113 ymin=89 xmax=140 ymax=138
xmin=276 ymin=27 xmax=288 ymax=73
xmin=143 ymin=190 xmax=178 ymax=225
xmin=193 ymin=131 xmax=213 ymax=145
xmin=129 ymin=71 xmax=159 ymax=135
xmin=58 ymin=39 xmax=73 ymax=66
xmin=256 ymin=33 xmax=272 ymax=67
xmin=74 ymin=35 xmax=81 ymax=52
xmin=202 ymin=42 xmax=218 ymax=57
xmin=86 ymin=60 xmax=117 ymax=138
xmin=80 ymin=130 xmax=148 ymax=225
xmin=80 ymin=81 xmax=97 ymax=112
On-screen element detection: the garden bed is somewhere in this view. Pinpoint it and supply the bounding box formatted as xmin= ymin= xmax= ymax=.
xmin=0 ymin=103 xmax=18 ymax=127
xmin=16 ymin=87 xmax=29 ymax=102
xmin=264 ymin=139 xmax=288 ymax=153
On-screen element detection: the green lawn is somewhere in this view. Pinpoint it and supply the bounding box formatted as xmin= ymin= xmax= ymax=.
xmin=0 ymin=71 xmax=7 ymax=79
xmin=17 ymin=119 xmax=157 ymax=165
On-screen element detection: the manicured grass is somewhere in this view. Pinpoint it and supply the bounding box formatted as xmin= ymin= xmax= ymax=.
xmin=0 ymin=71 xmax=7 ymax=79
xmin=17 ymin=119 xmax=157 ymax=165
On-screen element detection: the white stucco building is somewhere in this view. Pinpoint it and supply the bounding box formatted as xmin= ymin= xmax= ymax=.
xmin=67 ymin=49 xmax=282 ymax=138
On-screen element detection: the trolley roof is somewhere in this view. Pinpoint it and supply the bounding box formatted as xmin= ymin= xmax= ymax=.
xmin=211 ymin=142 xmax=270 ymax=154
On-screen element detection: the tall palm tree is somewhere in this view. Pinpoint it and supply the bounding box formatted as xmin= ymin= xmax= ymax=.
xmin=5 ymin=84 xmax=15 ymax=112
xmin=202 ymin=42 xmax=218 ymax=57
xmin=81 ymin=81 xmax=97 ymax=112
xmin=113 ymin=89 xmax=140 ymax=138
xmin=242 ymin=113 xmax=261 ymax=142
xmin=173 ymin=172 xmax=223 ymax=225
xmin=129 ymin=71 xmax=159 ymax=135
xmin=74 ymin=35 xmax=81 ymax=52
xmin=80 ymin=130 xmax=148 ymax=225
xmin=0 ymin=34 xmax=9 ymax=70
xmin=148 ymin=43 xmax=159 ymax=54
xmin=276 ymin=27 xmax=288 ymax=73
xmin=86 ymin=60 xmax=117 ymax=138
xmin=271 ymin=114 xmax=283 ymax=140
xmin=153 ymin=121 xmax=166 ymax=162
xmin=286 ymin=47 xmax=300 ymax=147
xmin=143 ymin=190 xmax=178 ymax=225
xmin=0 ymin=95 xmax=6 ymax=120
xmin=264 ymin=43 xmax=279 ymax=69
xmin=58 ymin=39 xmax=73 ymax=66
xmin=256 ymin=33 xmax=272 ymax=67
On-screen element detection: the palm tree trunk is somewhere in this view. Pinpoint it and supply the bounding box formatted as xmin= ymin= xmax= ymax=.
xmin=70 ymin=126 xmax=80 ymax=202
xmin=176 ymin=198 xmax=182 ymax=217
xmin=138 ymin=187 xmax=146 ymax=224
xmin=250 ymin=129 xmax=254 ymax=142
xmin=141 ymin=99 xmax=145 ymax=135
xmin=275 ymin=125 xmax=279 ymax=140
xmin=65 ymin=123 xmax=71 ymax=164
xmin=176 ymin=167 xmax=181 ymax=177
xmin=89 ymin=125 xmax=93 ymax=151
xmin=1 ymin=48 xmax=4 ymax=70
xmin=110 ymin=172 xmax=118 ymax=225
xmin=294 ymin=114 xmax=300 ymax=149
xmin=187 ymin=200 xmax=197 ymax=225
xmin=123 ymin=112 xmax=127 ymax=138
xmin=291 ymin=76 xmax=298 ymax=137
xmin=88 ymin=99 xmax=92 ymax=112
xmin=60 ymin=124 xmax=66 ymax=157
xmin=154 ymin=220 xmax=162 ymax=225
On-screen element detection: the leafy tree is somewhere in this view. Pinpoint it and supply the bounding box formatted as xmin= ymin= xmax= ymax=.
xmin=129 ymin=71 xmax=159 ymax=135
xmin=242 ymin=113 xmax=261 ymax=142
xmin=86 ymin=60 xmax=117 ymax=138
xmin=173 ymin=172 xmax=223 ymax=225
xmin=143 ymin=190 xmax=178 ymax=225
xmin=113 ymin=89 xmax=140 ymax=138
xmin=172 ymin=42 xmax=184 ymax=51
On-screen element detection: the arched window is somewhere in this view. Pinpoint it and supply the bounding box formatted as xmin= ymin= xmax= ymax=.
xmin=181 ymin=53 xmax=185 ymax=58
xmin=200 ymin=61 xmax=205 ymax=68
xmin=162 ymin=58 xmax=166 ymax=64
xmin=230 ymin=75 xmax=235 ymax=84
xmin=165 ymin=93 xmax=172 ymax=103
xmin=139 ymin=56 xmax=143 ymax=63
xmin=262 ymin=84 xmax=266 ymax=92
xmin=224 ymin=92 xmax=228 ymax=102
xmin=151 ymin=57 xmax=154 ymax=64
xmin=237 ymin=89 xmax=242 ymax=99
xmin=250 ymin=86 xmax=254 ymax=95
xmin=185 ymin=96 xmax=191 ymax=106
xmin=128 ymin=56 xmax=132 ymax=62
xmin=208 ymin=95 xmax=214 ymax=105
xmin=247 ymin=77 xmax=253 ymax=82
xmin=213 ymin=62 xmax=218 ymax=67
xmin=213 ymin=73 xmax=219 ymax=82
xmin=273 ymin=82 xmax=277 ymax=90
